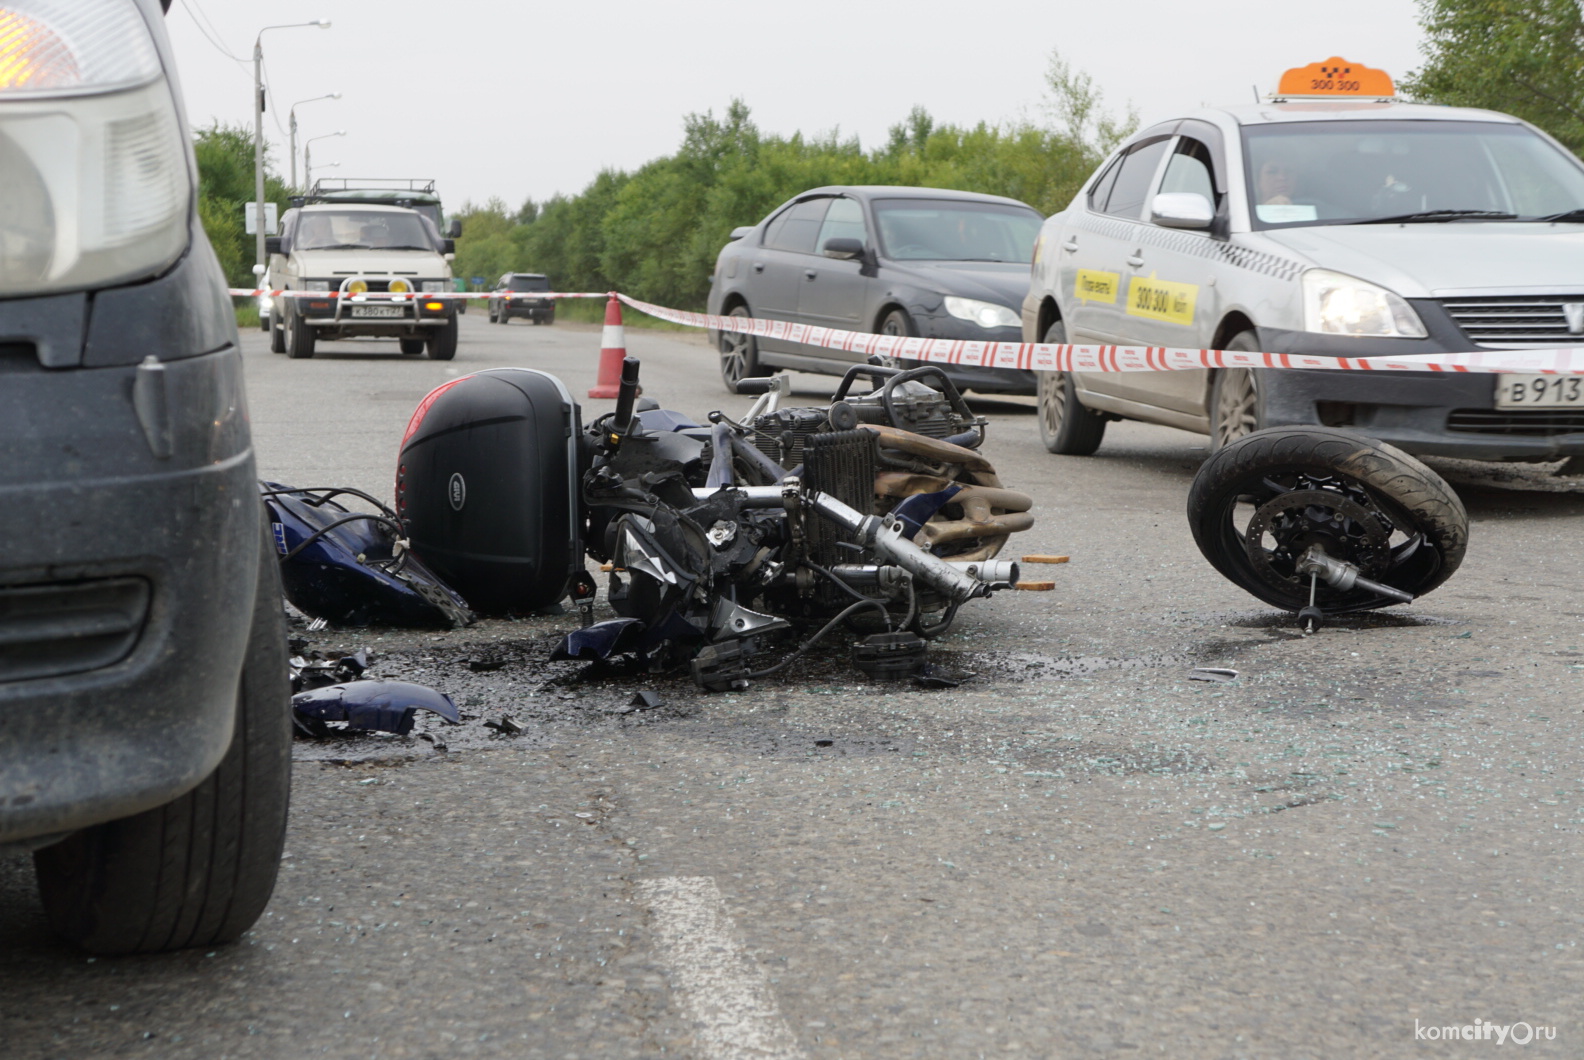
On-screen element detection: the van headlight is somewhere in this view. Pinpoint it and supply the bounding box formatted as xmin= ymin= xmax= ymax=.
xmin=943 ymin=296 xmax=1020 ymax=330
xmin=421 ymin=280 xmax=447 ymax=293
xmin=1301 ymin=269 xmax=1426 ymax=338
xmin=0 ymin=1 xmax=188 ymax=298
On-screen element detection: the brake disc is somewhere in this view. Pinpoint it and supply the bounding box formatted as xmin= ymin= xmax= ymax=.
xmin=1244 ymin=488 xmax=1392 ymax=594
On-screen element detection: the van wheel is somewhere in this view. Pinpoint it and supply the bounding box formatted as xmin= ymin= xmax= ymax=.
xmin=399 ymin=338 xmax=426 ymax=356
xmin=427 ymin=316 xmax=459 ymax=361
xmin=1036 ymin=320 xmax=1106 ymax=455
xmin=268 ymin=311 xmax=286 ymax=354
xmin=285 ymin=310 xmax=315 ymax=359
xmin=720 ymin=304 xmax=769 ymax=393
xmin=1187 ymin=427 xmax=1468 ymax=614
xmin=34 ymin=517 xmax=292 ymax=954
xmin=1210 ymin=333 xmax=1263 ymax=450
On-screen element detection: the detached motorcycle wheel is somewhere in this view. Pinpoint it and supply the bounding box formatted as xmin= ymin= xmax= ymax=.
xmin=1187 ymin=427 xmax=1467 ymax=614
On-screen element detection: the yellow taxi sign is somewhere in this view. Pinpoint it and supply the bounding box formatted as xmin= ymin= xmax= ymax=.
xmin=1277 ymin=58 xmax=1394 ymax=98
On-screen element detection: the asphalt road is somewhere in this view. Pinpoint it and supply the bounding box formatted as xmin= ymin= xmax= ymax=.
xmin=3 ymin=312 xmax=1581 ymax=1058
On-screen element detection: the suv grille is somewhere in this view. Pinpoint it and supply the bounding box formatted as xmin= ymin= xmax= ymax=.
xmin=1441 ymin=295 xmax=1584 ymax=348
xmin=0 ymin=578 xmax=150 ymax=684
xmin=1447 ymin=408 xmax=1584 ymax=436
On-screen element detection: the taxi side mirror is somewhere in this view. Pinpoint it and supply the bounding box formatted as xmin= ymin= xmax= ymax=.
xmin=1150 ymin=192 xmax=1214 ymax=230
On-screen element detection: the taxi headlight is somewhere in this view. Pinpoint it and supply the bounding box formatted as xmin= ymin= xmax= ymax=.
xmin=388 ymin=278 xmax=410 ymax=294
xmin=1301 ymin=269 xmax=1426 ymax=339
xmin=0 ymin=0 xmax=187 ymax=298
xmin=943 ymin=296 xmax=1020 ymax=330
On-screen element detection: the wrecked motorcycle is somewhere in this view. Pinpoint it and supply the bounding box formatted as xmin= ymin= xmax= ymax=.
xmin=396 ymin=359 xmax=1049 ymax=689
xmin=1187 ymin=427 xmax=1468 ymax=630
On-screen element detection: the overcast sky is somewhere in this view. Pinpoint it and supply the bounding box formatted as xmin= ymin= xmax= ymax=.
xmin=164 ymin=0 xmax=1429 ymax=212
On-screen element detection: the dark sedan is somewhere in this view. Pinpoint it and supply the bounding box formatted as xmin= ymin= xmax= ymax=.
xmin=706 ymin=186 xmax=1043 ymax=394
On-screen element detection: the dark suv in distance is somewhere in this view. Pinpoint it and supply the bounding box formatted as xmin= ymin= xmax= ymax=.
xmin=490 ymin=272 xmax=556 ymax=325
xmin=705 ymin=185 xmax=1044 ymax=395
xmin=0 ymin=0 xmax=292 ymax=954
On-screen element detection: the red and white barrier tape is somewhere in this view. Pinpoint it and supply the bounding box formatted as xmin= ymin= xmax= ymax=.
xmin=231 ymin=285 xmax=1584 ymax=375
xmin=228 ymin=288 xmax=603 ymax=301
xmin=616 ymin=294 xmax=1584 ymax=377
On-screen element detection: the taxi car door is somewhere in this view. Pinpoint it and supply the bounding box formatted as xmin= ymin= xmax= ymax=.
xmin=1114 ymin=130 xmax=1228 ymax=417
xmin=798 ymin=197 xmax=872 ymax=366
xmin=1068 ymin=134 xmax=1173 ymax=404
xmin=750 ymin=197 xmax=831 ymax=354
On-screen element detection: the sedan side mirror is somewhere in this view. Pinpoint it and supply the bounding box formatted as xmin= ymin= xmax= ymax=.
xmin=822 ymin=237 xmax=865 ymax=260
xmin=1149 ymin=192 xmax=1214 ymax=230
xmin=264 ymin=236 xmax=283 ymax=255
xmin=727 ymin=226 xmax=754 ymax=242
xmin=446 ymin=219 xmax=463 ymax=238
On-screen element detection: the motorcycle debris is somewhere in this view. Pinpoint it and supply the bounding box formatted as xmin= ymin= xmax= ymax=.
xmin=1188 ymin=667 xmax=1240 ymax=683
xmin=484 ymin=715 xmax=527 ymax=735
xmin=292 ymin=679 xmax=460 ymax=737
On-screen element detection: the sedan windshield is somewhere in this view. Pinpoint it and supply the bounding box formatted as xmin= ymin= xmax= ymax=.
xmin=295 ymin=210 xmax=435 ymax=250
xmin=872 ymin=199 xmax=1043 ymax=262
xmin=1243 ymin=120 xmax=1584 ymax=229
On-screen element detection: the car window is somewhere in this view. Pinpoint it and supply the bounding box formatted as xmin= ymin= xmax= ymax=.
xmin=1158 ymin=138 xmax=1219 ymax=204
xmin=1243 ymin=119 xmax=1584 ymax=228
xmin=872 ymin=199 xmax=1043 ymax=262
xmin=1103 ymin=138 xmax=1171 ymax=219
xmin=1087 ymin=154 xmax=1123 ymax=212
xmin=295 ymin=210 xmax=435 ymax=250
xmin=815 ymin=198 xmax=867 ymax=252
xmin=508 ymin=276 xmax=550 ymax=292
xmin=762 ymin=198 xmax=831 ymax=254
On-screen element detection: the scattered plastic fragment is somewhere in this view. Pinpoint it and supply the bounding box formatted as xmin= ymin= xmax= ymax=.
xmin=1189 ymin=667 xmax=1239 ymax=683
xmin=261 ymin=482 xmax=473 ymax=630
xmin=291 ymin=680 xmax=460 ymax=737
xmin=629 ymin=691 xmax=664 ymax=710
xmin=483 ymin=715 xmax=526 ymax=735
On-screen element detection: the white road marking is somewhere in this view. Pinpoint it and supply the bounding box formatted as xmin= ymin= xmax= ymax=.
xmin=636 ymin=876 xmax=806 ymax=1060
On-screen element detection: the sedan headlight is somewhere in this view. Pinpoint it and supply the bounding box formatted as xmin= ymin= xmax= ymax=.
xmin=943 ymin=296 xmax=1020 ymax=330
xmin=1301 ymin=269 xmax=1427 ymax=338
xmin=0 ymin=0 xmax=188 ymax=298
xmin=421 ymin=280 xmax=447 ymax=293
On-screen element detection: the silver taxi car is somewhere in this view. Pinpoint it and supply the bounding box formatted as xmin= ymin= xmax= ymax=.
xmin=1021 ymin=58 xmax=1584 ymax=459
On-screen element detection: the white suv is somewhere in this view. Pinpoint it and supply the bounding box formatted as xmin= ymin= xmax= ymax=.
xmin=266 ymin=203 xmax=458 ymax=360
xmin=1022 ymin=59 xmax=1584 ymax=460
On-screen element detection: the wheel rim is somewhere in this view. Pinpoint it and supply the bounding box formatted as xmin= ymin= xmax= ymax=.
xmin=1215 ymin=369 xmax=1258 ymax=447
xmin=720 ymin=311 xmax=750 ymax=382
xmin=881 ymin=314 xmax=906 ymax=336
xmin=1038 ymin=372 xmax=1066 ymax=440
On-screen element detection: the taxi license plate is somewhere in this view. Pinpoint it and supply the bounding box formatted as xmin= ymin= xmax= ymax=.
xmin=1495 ymin=374 xmax=1584 ymax=409
xmin=350 ymin=305 xmax=403 ymax=319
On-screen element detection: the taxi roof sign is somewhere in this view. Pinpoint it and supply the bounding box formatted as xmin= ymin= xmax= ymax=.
xmin=1276 ymin=58 xmax=1394 ymax=99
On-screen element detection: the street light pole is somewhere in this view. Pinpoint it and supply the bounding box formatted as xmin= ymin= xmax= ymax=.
xmin=289 ymin=91 xmax=341 ymax=191
xmin=303 ymin=130 xmax=347 ymax=191
xmin=252 ymin=19 xmax=331 ymax=276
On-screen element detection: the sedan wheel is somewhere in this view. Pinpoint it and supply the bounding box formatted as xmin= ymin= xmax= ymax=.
xmin=719 ymin=304 xmax=769 ymax=393
xmin=1035 ymin=321 xmax=1106 ymax=455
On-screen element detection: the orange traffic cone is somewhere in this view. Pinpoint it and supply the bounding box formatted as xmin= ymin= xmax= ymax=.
xmin=588 ymin=293 xmax=625 ymax=399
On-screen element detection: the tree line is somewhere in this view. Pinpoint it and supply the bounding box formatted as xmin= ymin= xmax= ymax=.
xmin=450 ymin=52 xmax=1135 ymax=309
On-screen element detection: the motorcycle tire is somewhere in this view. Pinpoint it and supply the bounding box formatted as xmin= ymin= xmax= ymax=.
xmin=1186 ymin=426 xmax=1467 ymax=614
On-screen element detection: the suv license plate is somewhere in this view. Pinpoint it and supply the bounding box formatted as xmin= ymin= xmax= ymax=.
xmin=1495 ymin=374 xmax=1584 ymax=409
xmin=350 ymin=305 xmax=404 ymax=319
